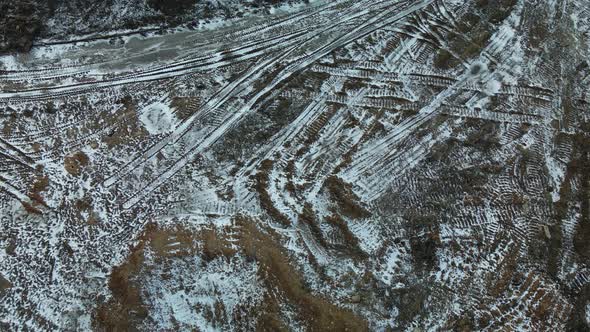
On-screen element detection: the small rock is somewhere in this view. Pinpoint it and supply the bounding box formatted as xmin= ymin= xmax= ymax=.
xmin=351 ymin=294 xmax=361 ymax=303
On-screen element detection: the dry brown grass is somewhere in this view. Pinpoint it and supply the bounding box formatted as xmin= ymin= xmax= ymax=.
xmin=232 ymin=216 xmax=368 ymax=331
xmin=100 ymin=96 xmax=148 ymax=148
xmin=433 ymin=9 xmax=496 ymax=70
xmin=200 ymin=228 xmax=236 ymax=262
xmin=93 ymin=223 xmax=196 ymax=331
xmin=170 ymin=96 xmax=198 ymax=121
xmin=94 ymin=218 xmax=367 ymax=331
xmin=324 ymin=214 xmax=367 ymax=259
xmin=21 ymin=201 xmax=43 ymax=215
xmin=30 ymin=175 xmax=49 ymax=193
xmin=548 ymin=123 xmax=590 ymax=277
xmin=94 ymin=239 xmax=148 ymax=332
xmin=254 ymin=159 xmax=291 ymax=226
xmin=324 ymin=176 xmax=370 ymax=219
xmin=298 ymin=203 xmax=328 ymax=248
xmin=20 ymin=173 xmax=51 ymax=214
xmin=26 ymin=174 xmax=50 ymax=208
xmin=1 ymin=115 xmax=16 ymax=136
xmin=0 ymin=274 xmax=11 ymax=294
xmin=64 ymin=151 xmax=89 ymax=176
xmin=488 ymin=241 xmax=519 ymax=298
xmin=295 ymin=106 xmax=337 ymax=158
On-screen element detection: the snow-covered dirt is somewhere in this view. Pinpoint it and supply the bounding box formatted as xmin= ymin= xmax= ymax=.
xmin=1 ymin=0 xmax=589 ymax=330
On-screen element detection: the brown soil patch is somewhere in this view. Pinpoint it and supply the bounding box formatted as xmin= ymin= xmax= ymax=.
xmin=93 ymin=223 xmax=196 ymax=331
xmin=231 ymin=216 xmax=368 ymax=331
xmin=64 ymin=151 xmax=89 ymax=176
xmin=101 ymin=96 xmax=148 ymax=148
xmin=0 ymin=274 xmax=12 ymax=294
xmin=254 ymin=159 xmax=291 ymax=226
xmin=324 ymin=214 xmax=367 ymax=259
xmin=94 ymin=218 xmax=367 ymax=331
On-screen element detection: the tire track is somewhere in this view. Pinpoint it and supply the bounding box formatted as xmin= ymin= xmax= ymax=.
xmin=100 ymin=0 xmax=393 ymax=191
xmin=117 ymin=0 xmax=436 ymax=210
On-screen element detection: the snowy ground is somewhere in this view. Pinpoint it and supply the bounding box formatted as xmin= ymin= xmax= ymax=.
xmin=1 ymin=0 xmax=589 ymax=330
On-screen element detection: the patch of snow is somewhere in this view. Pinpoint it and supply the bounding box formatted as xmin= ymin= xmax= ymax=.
xmin=484 ymin=79 xmax=502 ymax=95
xmin=374 ymin=247 xmax=403 ymax=286
xmin=139 ymin=102 xmax=178 ymax=135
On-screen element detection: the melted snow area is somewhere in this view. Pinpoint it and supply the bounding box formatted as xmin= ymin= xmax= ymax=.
xmin=0 ymin=0 xmax=589 ymax=330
